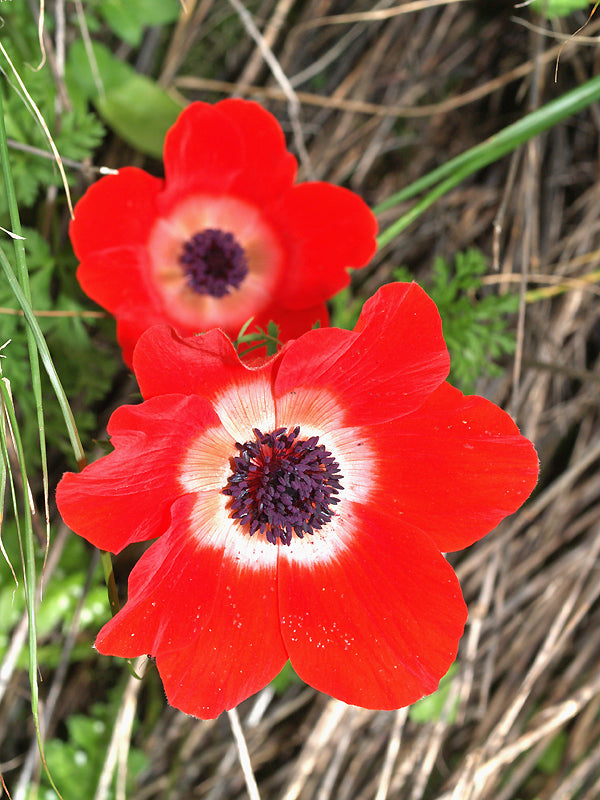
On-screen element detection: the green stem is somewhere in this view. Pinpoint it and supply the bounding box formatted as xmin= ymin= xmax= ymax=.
xmin=0 ymin=76 xmax=46 ymax=785
xmin=374 ymin=72 xmax=600 ymax=245
xmin=0 ymin=247 xmax=85 ymax=467
xmin=377 ymin=150 xmax=496 ymax=250
xmin=101 ymin=551 xmax=121 ymax=616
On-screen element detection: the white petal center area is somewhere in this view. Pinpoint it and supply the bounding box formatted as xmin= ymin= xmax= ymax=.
xmin=147 ymin=194 xmax=283 ymax=327
xmin=178 ymin=423 xmax=236 ymax=495
xmin=186 ymin=489 xmax=281 ymax=571
xmin=180 ymin=382 xmax=378 ymax=564
xmin=179 ymin=426 xmax=281 ymax=563
xmin=275 ymin=385 xmax=378 ymax=564
xmin=213 ymin=372 xmax=277 ymax=443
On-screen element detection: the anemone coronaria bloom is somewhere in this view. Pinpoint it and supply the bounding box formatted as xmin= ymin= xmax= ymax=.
xmin=69 ymin=98 xmax=377 ymax=367
xmin=56 ymin=282 xmax=539 ymax=719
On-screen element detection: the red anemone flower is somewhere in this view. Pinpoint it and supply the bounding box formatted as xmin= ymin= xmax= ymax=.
xmin=56 ymin=282 xmax=539 ymax=719
xmin=70 ymin=99 xmax=377 ymax=367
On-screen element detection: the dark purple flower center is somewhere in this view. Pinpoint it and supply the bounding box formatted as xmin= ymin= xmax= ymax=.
xmin=179 ymin=228 xmax=248 ymax=297
xmin=222 ymin=427 xmax=344 ymax=546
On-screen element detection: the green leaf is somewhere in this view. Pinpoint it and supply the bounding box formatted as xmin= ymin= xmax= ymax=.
xmin=393 ymin=249 xmax=518 ymax=393
xmin=537 ymin=731 xmax=568 ymax=774
xmin=409 ymin=664 xmax=459 ymax=723
xmin=66 ymin=40 xmax=183 ymax=157
xmin=271 ymin=661 xmax=303 ymax=694
xmin=96 ymin=76 xmax=182 ymax=157
xmin=100 ymin=0 xmax=181 ymax=46
xmin=38 ymin=699 xmax=148 ymax=800
xmin=66 ymin=39 xmax=133 ymax=98
xmin=530 ymin=0 xmax=594 ymax=17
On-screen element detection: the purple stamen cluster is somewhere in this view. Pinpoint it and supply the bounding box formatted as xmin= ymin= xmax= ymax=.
xmin=180 ymin=228 xmax=248 ymax=297
xmin=223 ymin=427 xmax=344 ymax=545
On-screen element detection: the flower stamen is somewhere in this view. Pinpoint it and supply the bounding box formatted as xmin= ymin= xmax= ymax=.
xmin=223 ymin=427 xmax=344 ymax=545
xmin=180 ymin=228 xmax=248 ymax=297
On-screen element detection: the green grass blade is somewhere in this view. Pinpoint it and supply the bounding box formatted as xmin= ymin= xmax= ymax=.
xmin=375 ymin=72 xmax=600 ymax=246
xmin=0 ymin=372 xmax=42 ymax=779
xmin=0 ymin=64 xmax=52 ymax=540
xmin=0 ymin=67 xmax=80 ymax=799
xmin=0 ymin=376 xmax=22 ymax=590
xmin=0 ymin=71 xmax=51 ymax=481
xmin=0 ymin=372 xmax=65 ymax=800
xmin=377 ymin=150 xmax=501 ymax=249
xmin=0 ymin=73 xmax=53 ymax=797
xmin=0 ymin=246 xmax=85 ymax=467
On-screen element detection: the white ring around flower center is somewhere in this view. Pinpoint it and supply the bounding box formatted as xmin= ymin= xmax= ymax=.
xmin=178 ymin=379 xmax=378 ymax=566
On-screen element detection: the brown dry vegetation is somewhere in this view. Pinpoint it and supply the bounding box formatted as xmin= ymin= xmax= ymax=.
xmin=2 ymin=1 xmax=600 ymax=799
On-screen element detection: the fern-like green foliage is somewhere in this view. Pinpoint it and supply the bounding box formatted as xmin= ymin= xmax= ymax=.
xmin=394 ymin=249 xmax=518 ymax=393
xmin=0 ymin=2 xmax=105 ymax=218
xmin=0 ymin=230 xmax=121 ymax=471
xmin=330 ymin=248 xmax=517 ymax=395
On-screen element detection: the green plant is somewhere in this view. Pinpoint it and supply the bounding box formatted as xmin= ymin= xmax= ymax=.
xmin=35 ymin=695 xmax=148 ymax=800
xmin=409 ymin=664 xmax=459 ymax=724
xmin=0 ymin=3 xmax=104 ymax=219
xmin=394 ymin=249 xmax=518 ymax=393
xmin=0 ymin=230 xmax=121 ymax=470
xmin=530 ymin=0 xmax=595 ymax=18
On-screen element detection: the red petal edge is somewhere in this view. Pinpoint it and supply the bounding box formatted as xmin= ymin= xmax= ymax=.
xmin=270 ymin=182 xmax=378 ymax=307
xmin=133 ymin=324 xmax=275 ymax=401
xmin=274 ymin=282 xmax=450 ymax=425
xmin=279 ymin=503 xmax=466 ymax=709
xmin=56 ymin=395 xmax=220 ymax=553
xmin=96 ymin=495 xmax=288 ymax=718
xmin=70 ymin=167 xmax=163 ymax=259
xmin=162 ymin=102 xmax=244 ymax=199
xmin=215 ymin=99 xmax=297 ymax=205
xmin=370 ymin=382 xmax=539 ymax=552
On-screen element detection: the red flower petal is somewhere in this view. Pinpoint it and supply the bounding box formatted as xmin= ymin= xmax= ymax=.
xmin=275 ymin=282 xmax=450 ymax=424
xmin=56 ymin=275 xmax=540 ymax=719
xmin=134 ymin=324 xmax=266 ymax=399
xmin=76 ymin=248 xmax=154 ymax=316
xmin=162 ymin=100 xmax=297 ymax=208
xmin=278 ymin=504 xmax=466 ymax=709
xmin=70 ymin=100 xmax=377 ymax=364
xmin=214 ymin=99 xmax=298 ymax=205
xmin=270 ymin=182 xmax=378 ymax=307
xmin=56 ymin=395 xmax=221 ymax=553
xmin=371 ymin=382 xmax=539 ymax=552
xmin=96 ymin=495 xmax=287 ymax=718
xmin=116 ymin=315 xmax=169 ymax=370
xmin=70 ymin=168 xmax=163 ymax=259
xmin=135 ymin=325 xmax=282 ymax=443
xmin=162 ymin=102 xmax=244 ymax=199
